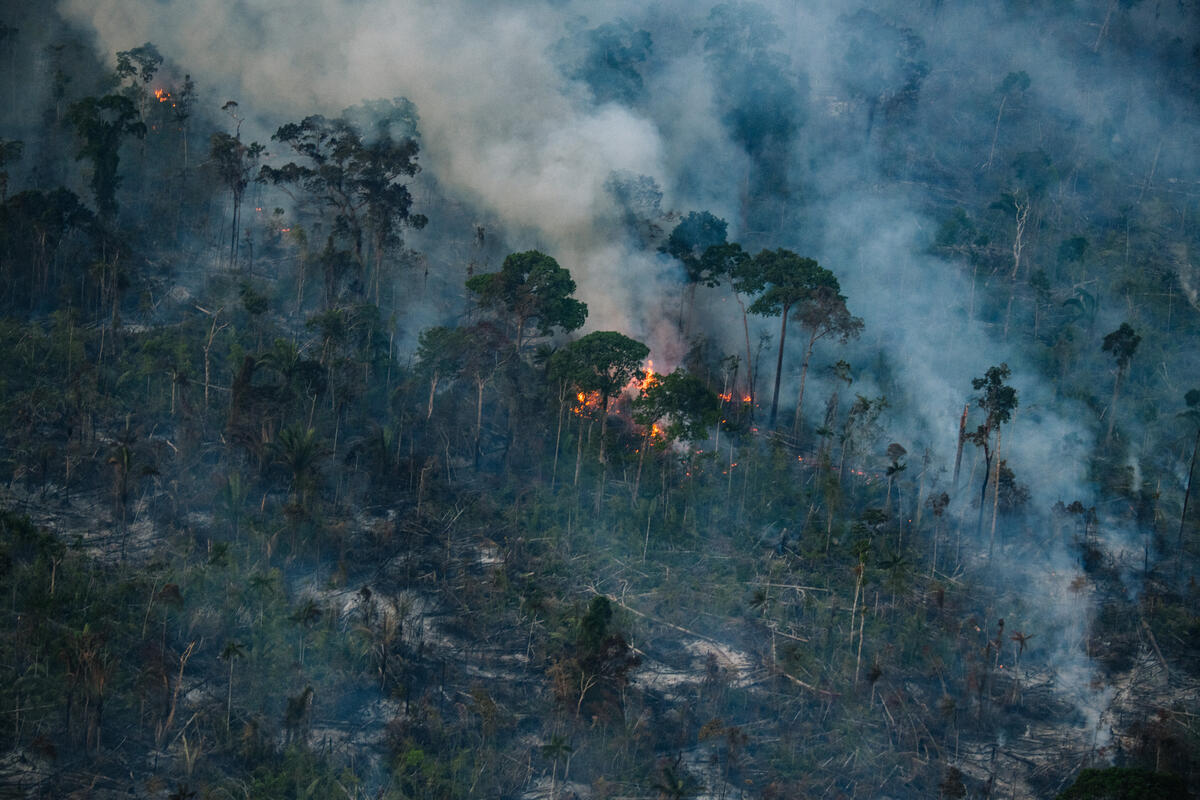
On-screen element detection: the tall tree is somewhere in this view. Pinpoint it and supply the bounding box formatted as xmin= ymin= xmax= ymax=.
xmin=557 ymin=331 xmax=649 ymax=466
xmin=738 ymin=248 xmax=849 ymax=429
xmin=260 ymin=98 xmax=427 ymax=304
xmin=964 ymin=364 xmax=1018 ymax=551
xmin=787 ymin=278 xmax=862 ymax=437
xmin=66 ymin=94 xmax=146 ymax=219
xmin=1101 ymin=322 xmax=1140 ymax=444
xmin=707 ymin=242 xmax=756 ymax=405
xmin=663 ymin=211 xmax=728 ymax=334
xmin=630 ymin=367 xmax=719 ymax=503
xmin=114 ymin=42 xmax=163 ymax=124
xmin=465 ymin=250 xmax=588 ymax=352
xmin=209 ymin=127 xmax=264 ymax=271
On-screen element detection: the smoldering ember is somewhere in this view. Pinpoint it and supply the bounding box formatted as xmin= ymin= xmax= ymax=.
xmin=0 ymin=1 xmax=1197 ymax=798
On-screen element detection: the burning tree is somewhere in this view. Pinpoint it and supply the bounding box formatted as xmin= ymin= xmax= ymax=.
xmin=630 ymin=367 xmax=720 ymax=502
xmin=555 ymin=331 xmax=649 ymax=469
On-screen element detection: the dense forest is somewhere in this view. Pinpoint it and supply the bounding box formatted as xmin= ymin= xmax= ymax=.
xmin=0 ymin=1 xmax=1198 ymax=798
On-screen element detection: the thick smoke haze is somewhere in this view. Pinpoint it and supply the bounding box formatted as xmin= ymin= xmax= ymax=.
xmin=53 ymin=1 xmax=1200 ymax=483
xmin=55 ymin=0 xmax=1199 ymax=748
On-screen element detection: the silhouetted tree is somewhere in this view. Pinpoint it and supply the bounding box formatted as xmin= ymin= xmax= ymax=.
xmin=663 ymin=211 xmax=728 ymax=334
xmin=66 ymin=94 xmax=146 ymax=219
xmin=737 ymin=249 xmax=853 ymax=429
xmin=557 ymin=330 xmax=649 ymax=466
xmin=964 ymin=364 xmax=1018 ymax=551
xmin=210 ymin=128 xmax=263 ymax=271
xmin=1101 ymin=322 xmax=1140 ymax=444
xmin=261 ymin=98 xmax=427 ymax=303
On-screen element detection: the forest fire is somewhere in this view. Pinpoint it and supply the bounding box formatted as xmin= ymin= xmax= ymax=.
xmin=154 ymin=88 xmax=171 ymax=102
xmin=572 ymin=390 xmax=602 ymax=416
xmin=637 ymin=359 xmax=657 ymax=392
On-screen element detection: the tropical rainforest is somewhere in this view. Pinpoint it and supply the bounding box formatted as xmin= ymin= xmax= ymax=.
xmin=0 ymin=1 xmax=1198 ymax=798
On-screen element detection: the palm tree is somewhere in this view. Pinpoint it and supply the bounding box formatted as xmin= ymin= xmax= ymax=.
xmin=273 ymin=424 xmax=325 ymax=513
xmin=541 ymin=734 xmax=573 ymax=800
xmin=219 ymin=641 xmax=245 ymax=729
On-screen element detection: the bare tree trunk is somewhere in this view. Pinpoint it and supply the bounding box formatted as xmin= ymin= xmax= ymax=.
xmin=791 ymin=332 xmax=817 ymax=437
xmin=1179 ymin=428 xmax=1200 ymax=580
xmin=953 ymin=404 xmax=969 ymax=490
xmin=1003 ymin=199 xmax=1029 ymax=340
xmin=426 ymin=372 xmax=439 ymax=420
xmin=769 ymin=308 xmax=790 ymax=428
xmin=984 ymin=94 xmax=1006 ymax=171
xmin=1105 ymin=369 xmax=1123 ymax=445
xmin=1093 ymin=0 xmax=1117 ymax=52
xmin=735 ymin=291 xmax=755 ymax=415
xmin=551 ymin=384 xmax=567 ymax=490
xmin=989 ymin=426 xmax=1002 ymax=556
xmin=977 ymin=441 xmax=992 ymax=543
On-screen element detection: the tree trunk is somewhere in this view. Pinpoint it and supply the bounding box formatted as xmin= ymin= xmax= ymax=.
xmin=735 ymin=291 xmax=755 ymax=416
xmin=551 ymin=383 xmax=567 ymax=490
xmin=1105 ymin=369 xmax=1123 ymax=445
xmin=1179 ymin=427 xmax=1200 ymax=578
xmin=989 ymin=426 xmax=1002 ymax=556
xmin=1002 ymin=200 xmax=1029 ymax=340
xmin=598 ymin=393 xmax=611 ymax=465
xmin=984 ymin=93 xmax=1006 ymax=171
xmin=977 ymin=441 xmax=992 ymax=542
xmin=632 ymin=427 xmax=652 ymax=506
xmin=769 ymin=305 xmax=791 ymax=428
xmin=426 ymin=372 xmax=439 ymax=420
xmin=791 ymin=331 xmax=817 ymax=437
xmin=474 ymin=376 xmax=485 ymax=470
xmin=953 ymin=403 xmax=969 ymax=490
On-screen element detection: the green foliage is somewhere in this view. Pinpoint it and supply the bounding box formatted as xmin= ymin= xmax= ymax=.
xmin=971 ymin=363 xmax=1018 ymax=428
xmin=1102 ymin=322 xmax=1141 ymax=370
xmin=66 ymin=94 xmax=146 ymax=218
xmin=465 ymin=250 xmax=587 ymax=348
xmin=554 ymin=330 xmax=649 ymax=405
xmin=633 ymin=367 xmax=721 ymax=441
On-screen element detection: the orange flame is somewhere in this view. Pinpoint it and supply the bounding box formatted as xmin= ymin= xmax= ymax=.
xmin=637 ymin=359 xmax=657 ymax=393
xmin=573 ymin=390 xmax=602 ymax=416
xmin=154 ymin=88 xmax=171 ymax=102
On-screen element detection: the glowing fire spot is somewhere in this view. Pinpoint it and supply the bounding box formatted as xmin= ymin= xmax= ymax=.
xmin=154 ymin=88 xmax=170 ymax=102
xmin=637 ymin=359 xmax=657 ymax=393
xmin=573 ymin=390 xmax=602 ymax=417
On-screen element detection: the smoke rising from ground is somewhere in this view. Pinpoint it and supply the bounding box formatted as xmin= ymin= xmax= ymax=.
xmin=57 ymin=0 xmax=1199 ymax=744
